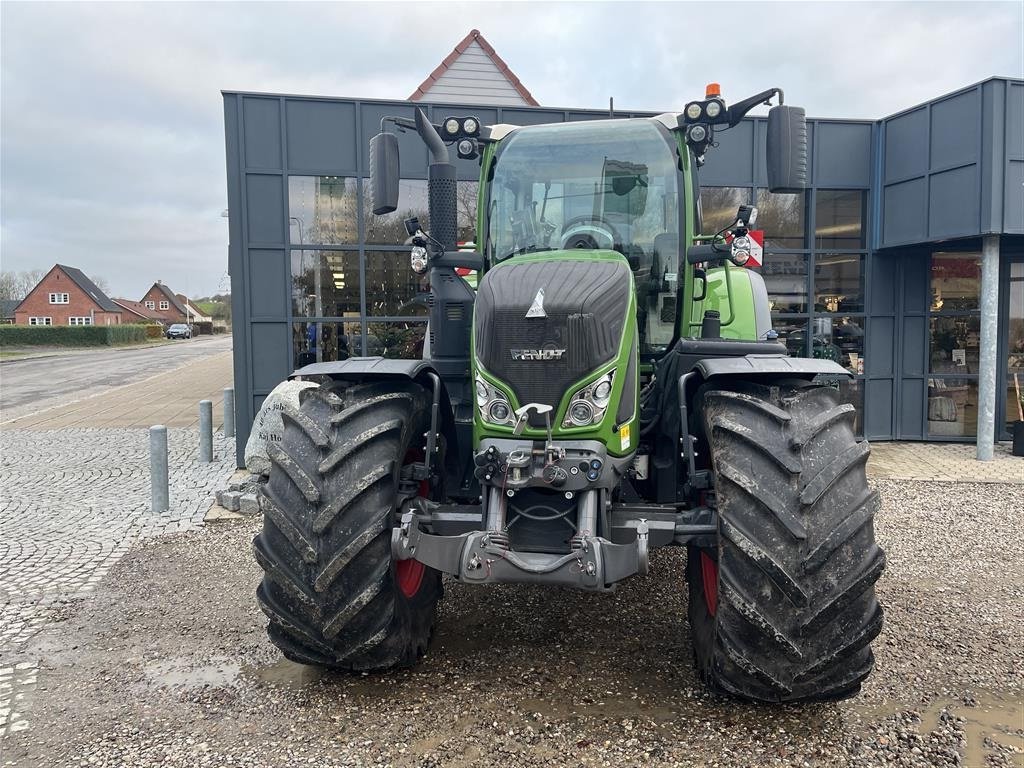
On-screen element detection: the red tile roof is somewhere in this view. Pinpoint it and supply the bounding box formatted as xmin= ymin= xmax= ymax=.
xmin=408 ymin=29 xmax=539 ymax=106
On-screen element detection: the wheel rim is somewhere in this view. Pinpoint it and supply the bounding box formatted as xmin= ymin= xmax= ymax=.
xmin=397 ymin=449 xmax=430 ymax=599
xmin=700 ymin=551 xmax=718 ymax=617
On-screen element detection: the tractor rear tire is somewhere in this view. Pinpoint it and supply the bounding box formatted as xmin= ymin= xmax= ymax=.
xmin=688 ymin=381 xmax=885 ymax=702
xmin=253 ymin=381 xmax=442 ymax=671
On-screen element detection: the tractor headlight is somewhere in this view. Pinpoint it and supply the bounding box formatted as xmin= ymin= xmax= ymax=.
xmin=410 ymin=246 xmax=429 ymax=275
xmin=685 ymin=102 xmax=703 ymax=121
xmin=476 ymin=376 xmax=515 ymax=426
xmin=568 ymin=401 xmax=594 ymax=426
xmin=462 ymin=117 xmax=478 ymax=135
xmin=562 ymin=371 xmax=614 ymax=428
xmin=444 ymin=118 xmax=460 ymax=136
xmin=687 ymin=124 xmax=708 ymax=143
xmin=705 ymin=100 xmax=723 ymax=119
xmin=488 ymin=400 xmax=511 ymax=423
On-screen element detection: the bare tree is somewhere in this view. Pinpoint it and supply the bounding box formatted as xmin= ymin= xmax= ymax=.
xmin=92 ymin=275 xmax=111 ymax=295
xmin=0 ymin=269 xmax=46 ymax=302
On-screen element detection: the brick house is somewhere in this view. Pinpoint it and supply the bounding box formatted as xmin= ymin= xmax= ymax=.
xmin=139 ymin=281 xmax=189 ymax=324
xmin=176 ymin=294 xmax=212 ymax=322
xmin=13 ymin=264 xmax=122 ymax=326
xmin=111 ymin=298 xmax=165 ymax=324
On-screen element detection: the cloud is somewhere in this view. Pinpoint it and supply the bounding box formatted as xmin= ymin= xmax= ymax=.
xmin=1 ymin=1 xmax=1021 ymax=298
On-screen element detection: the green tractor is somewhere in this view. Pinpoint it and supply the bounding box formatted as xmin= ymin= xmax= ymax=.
xmin=253 ymin=85 xmax=885 ymax=703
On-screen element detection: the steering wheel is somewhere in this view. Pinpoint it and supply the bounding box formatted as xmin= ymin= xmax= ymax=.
xmin=559 ymin=216 xmax=621 ymax=251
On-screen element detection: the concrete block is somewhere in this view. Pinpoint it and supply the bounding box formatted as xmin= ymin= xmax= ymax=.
xmin=220 ymin=490 xmax=242 ymax=511
xmin=238 ymin=493 xmax=260 ymax=516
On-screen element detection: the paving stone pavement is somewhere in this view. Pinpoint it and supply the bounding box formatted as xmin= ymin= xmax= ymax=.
xmin=0 ymin=427 xmax=235 ymax=737
xmin=867 ymin=440 xmax=1023 ymax=483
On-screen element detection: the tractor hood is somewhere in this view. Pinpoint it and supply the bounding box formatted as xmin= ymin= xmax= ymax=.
xmin=473 ymin=251 xmax=635 ymax=429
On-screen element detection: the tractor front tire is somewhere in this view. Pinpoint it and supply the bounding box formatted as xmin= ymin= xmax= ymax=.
xmin=688 ymin=381 xmax=885 ymax=702
xmin=253 ymin=381 xmax=441 ymax=671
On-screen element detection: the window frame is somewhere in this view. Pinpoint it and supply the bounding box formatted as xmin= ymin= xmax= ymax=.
xmin=29 ymin=316 xmax=52 ymax=325
xmin=68 ymin=317 xmax=93 ymax=326
xmin=159 ymin=300 xmax=169 ymax=311
xmin=49 ymin=293 xmax=69 ymax=305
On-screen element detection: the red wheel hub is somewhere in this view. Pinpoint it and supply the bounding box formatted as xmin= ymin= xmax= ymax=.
xmin=700 ymin=551 xmax=718 ymax=617
xmin=395 ymin=558 xmax=425 ymax=599
xmin=397 ymin=448 xmax=429 ymax=599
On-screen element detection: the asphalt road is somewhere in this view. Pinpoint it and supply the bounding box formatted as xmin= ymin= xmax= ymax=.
xmin=0 ymin=335 xmax=233 ymax=422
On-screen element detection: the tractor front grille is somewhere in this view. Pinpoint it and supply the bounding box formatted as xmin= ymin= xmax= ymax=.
xmin=474 ymin=258 xmax=632 ymax=426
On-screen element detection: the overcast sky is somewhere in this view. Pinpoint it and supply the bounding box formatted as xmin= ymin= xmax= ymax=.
xmin=1 ymin=1 xmax=1021 ymax=299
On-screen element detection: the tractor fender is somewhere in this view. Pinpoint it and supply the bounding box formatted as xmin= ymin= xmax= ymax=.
xmin=693 ymin=354 xmax=851 ymax=381
xmin=289 ymin=357 xmax=460 ymax=478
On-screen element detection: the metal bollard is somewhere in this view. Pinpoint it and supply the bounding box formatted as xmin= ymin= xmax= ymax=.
xmin=199 ymin=399 xmax=213 ymax=463
xmin=223 ymin=387 xmax=235 ymax=438
xmin=150 ymin=425 xmax=169 ymax=512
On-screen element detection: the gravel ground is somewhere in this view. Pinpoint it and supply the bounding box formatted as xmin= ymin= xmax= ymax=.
xmin=2 ymin=479 xmax=1022 ymax=768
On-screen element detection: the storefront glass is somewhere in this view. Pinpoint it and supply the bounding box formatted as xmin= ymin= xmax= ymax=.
xmin=290 ymin=250 xmax=361 ymax=317
xmin=815 ymin=190 xmax=865 ymax=250
xmin=927 ymin=252 xmax=982 ymax=438
xmin=1004 ymin=261 xmax=1024 ymax=435
xmin=363 ymin=180 xmax=429 ymax=244
xmin=288 ymin=176 xmax=359 ymax=245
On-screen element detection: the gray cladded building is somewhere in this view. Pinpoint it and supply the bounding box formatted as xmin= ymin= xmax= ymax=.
xmin=222 ymin=32 xmax=1023 ymax=466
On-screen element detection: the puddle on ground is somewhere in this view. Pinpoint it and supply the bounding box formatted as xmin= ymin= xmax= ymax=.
xmin=243 ymin=657 xmax=324 ymax=689
xmin=851 ymin=690 xmax=1024 ymax=767
xmin=143 ymin=658 xmax=241 ymax=691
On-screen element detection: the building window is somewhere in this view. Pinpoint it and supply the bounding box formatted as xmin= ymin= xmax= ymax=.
xmin=49 ymin=293 xmax=69 ymax=304
xmin=763 ymin=252 xmax=809 ymax=314
xmin=367 ymin=321 xmax=428 ymax=359
xmin=159 ymin=301 xmax=169 ymax=310
xmin=364 ymin=252 xmax=430 ymax=317
xmin=815 ymin=253 xmax=865 ymax=313
xmin=815 ymin=190 xmax=865 ymax=250
xmin=927 ymin=252 xmax=982 ymax=438
xmin=68 ymin=317 xmax=93 ymax=326
xmin=293 ymin=321 xmax=363 ymax=369
xmin=698 ymin=187 xmax=751 ymax=235
xmin=145 ymin=301 xmax=155 ymax=310
xmin=363 ymin=180 xmax=429 ymax=245
xmin=457 ymin=180 xmax=479 ymax=244
xmin=291 ymin=250 xmax=362 ymax=318
xmin=29 ymin=317 xmax=52 ymax=325
xmin=756 ymin=188 xmax=807 ymax=249
xmin=289 ymin=176 xmax=359 ymax=245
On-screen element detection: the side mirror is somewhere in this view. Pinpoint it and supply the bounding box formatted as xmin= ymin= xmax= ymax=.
xmin=369 ymin=132 xmax=400 ymax=214
xmin=766 ymin=105 xmax=808 ymax=193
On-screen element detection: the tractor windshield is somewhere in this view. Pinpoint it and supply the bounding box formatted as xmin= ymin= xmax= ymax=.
xmin=487 ymin=118 xmax=682 ymax=353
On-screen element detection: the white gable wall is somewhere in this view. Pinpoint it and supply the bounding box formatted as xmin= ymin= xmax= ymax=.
xmin=419 ymin=41 xmax=530 ymax=106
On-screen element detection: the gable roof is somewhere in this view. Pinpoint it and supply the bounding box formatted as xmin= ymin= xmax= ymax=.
xmin=145 ymin=282 xmax=189 ymax=316
xmin=409 ymin=29 xmax=539 ymax=107
xmin=13 ymin=264 xmax=121 ymax=313
xmin=1 ymin=299 xmax=20 ymax=319
xmin=175 ymin=294 xmax=211 ymax=320
xmin=111 ymin=298 xmax=164 ymax=321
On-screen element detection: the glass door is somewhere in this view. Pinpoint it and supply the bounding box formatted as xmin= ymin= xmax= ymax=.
xmin=1003 ymin=260 xmax=1024 ymax=437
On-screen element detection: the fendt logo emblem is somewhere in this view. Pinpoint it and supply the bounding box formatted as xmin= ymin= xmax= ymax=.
xmin=510 ymin=348 xmax=566 ymax=361
xmin=525 ymin=287 xmax=546 ymax=318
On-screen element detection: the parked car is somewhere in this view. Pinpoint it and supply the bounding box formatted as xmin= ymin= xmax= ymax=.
xmin=166 ymin=323 xmax=192 ymax=339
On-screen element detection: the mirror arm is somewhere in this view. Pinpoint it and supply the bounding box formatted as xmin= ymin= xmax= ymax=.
xmin=724 ymin=87 xmax=783 ymax=128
